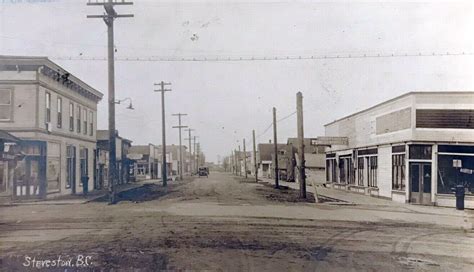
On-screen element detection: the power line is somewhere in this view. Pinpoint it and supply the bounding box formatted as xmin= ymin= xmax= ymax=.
xmin=49 ymin=51 xmax=472 ymax=62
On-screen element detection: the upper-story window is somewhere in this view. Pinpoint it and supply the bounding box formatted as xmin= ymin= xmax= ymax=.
xmin=57 ymin=97 xmax=62 ymax=128
xmin=77 ymin=105 xmax=81 ymax=133
xmin=0 ymin=89 xmax=12 ymax=121
xmin=69 ymin=103 xmax=74 ymax=131
xmin=45 ymin=92 xmax=51 ymax=123
xmin=89 ymin=111 xmax=94 ymax=136
xmin=83 ymin=108 xmax=87 ymax=135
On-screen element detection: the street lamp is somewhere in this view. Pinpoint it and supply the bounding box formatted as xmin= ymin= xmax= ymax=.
xmin=115 ymin=97 xmax=134 ymax=110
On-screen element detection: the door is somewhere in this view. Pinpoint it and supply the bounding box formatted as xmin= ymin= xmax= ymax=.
xmin=410 ymin=163 xmax=432 ymax=204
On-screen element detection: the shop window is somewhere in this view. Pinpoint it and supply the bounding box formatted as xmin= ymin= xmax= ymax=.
xmin=409 ymin=145 xmax=432 ymax=160
xmin=0 ymin=88 xmax=13 ymax=121
xmin=357 ymin=157 xmax=364 ymax=186
xmin=367 ymin=156 xmax=378 ymax=187
xmin=80 ymin=147 xmax=88 ymax=180
xmin=47 ymin=142 xmax=60 ymax=192
xmin=392 ymin=154 xmax=406 ymax=190
xmin=66 ymin=145 xmax=76 ymax=189
xmin=438 ymin=155 xmax=474 ymax=194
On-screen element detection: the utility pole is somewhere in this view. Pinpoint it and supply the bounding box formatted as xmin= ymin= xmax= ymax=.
xmin=154 ymin=81 xmax=172 ymax=187
xmin=273 ymin=107 xmax=279 ymax=189
xmin=243 ymin=138 xmax=248 ymax=179
xmin=233 ymin=149 xmax=237 ymax=175
xmin=172 ymin=113 xmax=188 ymax=181
xmin=193 ymin=136 xmax=198 ymax=173
xmin=87 ymin=0 xmax=133 ymax=205
xmin=238 ymin=145 xmax=242 ymax=176
xmin=253 ymin=130 xmax=258 ymax=182
xmin=231 ymin=150 xmax=234 ymax=174
xmin=184 ymin=128 xmax=194 ymax=175
xmin=196 ymin=142 xmax=201 ymax=168
xmin=297 ymin=92 xmax=307 ymax=199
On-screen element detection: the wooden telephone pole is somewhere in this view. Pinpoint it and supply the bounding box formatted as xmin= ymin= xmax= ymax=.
xmin=184 ymin=128 xmax=194 ymax=175
xmin=87 ymin=0 xmax=133 ymax=204
xmin=154 ymin=81 xmax=172 ymax=187
xmin=243 ymin=138 xmax=248 ymax=179
xmin=273 ymin=107 xmax=279 ymax=189
xmin=253 ymin=130 xmax=258 ymax=182
xmin=297 ymin=92 xmax=306 ymax=198
xmin=172 ymin=113 xmax=188 ymax=181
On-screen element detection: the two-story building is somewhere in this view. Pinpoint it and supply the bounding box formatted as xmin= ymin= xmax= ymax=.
xmin=325 ymin=92 xmax=474 ymax=208
xmin=0 ymin=56 xmax=103 ymax=200
xmin=96 ymin=130 xmax=133 ymax=189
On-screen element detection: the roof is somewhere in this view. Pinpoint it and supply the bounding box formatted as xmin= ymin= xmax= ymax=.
xmin=324 ymin=91 xmax=474 ymax=127
xmin=0 ymin=55 xmax=103 ymax=102
xmin=0 ymin=130 xmax=21 ymax=143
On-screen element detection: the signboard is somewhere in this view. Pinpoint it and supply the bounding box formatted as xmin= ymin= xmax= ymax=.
xmin=310 ymin=137 xmax=348 ymax=146
xmin=460 ymin=168 xmax=473 ymax=174
xmin=127 ymin=153 xmax=143 ymax=160
xmin=453 ymin=159 xmax=462 ymax=168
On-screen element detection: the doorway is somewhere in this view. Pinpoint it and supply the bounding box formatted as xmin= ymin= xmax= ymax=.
xmin=410 ymin=162 xmax=432 ymax=204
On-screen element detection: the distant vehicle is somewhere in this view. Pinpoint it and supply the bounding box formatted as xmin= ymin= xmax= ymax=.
xmin=198 ymin=167 xmax=209 ymax=177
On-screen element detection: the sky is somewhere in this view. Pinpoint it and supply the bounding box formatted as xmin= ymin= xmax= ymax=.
xmin=1 ymin=0 xmax=473 ymax=163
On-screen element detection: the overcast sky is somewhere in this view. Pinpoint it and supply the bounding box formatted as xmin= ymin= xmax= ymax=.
xmin=1 ymin=0 xmax=473 ymax=163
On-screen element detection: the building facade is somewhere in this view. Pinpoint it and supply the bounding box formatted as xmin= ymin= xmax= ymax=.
xmin=325 ymin=92 xmax=474 ymax=208
xmin=0 ymin=56 xmax=103 ymax=200
xmin=128 ymin=144 xmax=161 ymax=181
xmin=96 ymin=130 xmax=133 ymax=189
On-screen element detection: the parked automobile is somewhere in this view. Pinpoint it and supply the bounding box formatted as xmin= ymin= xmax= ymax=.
xmin=198 ymin=167 xmax=209 ymax=177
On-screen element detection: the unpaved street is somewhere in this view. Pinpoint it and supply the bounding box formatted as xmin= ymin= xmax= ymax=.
xmin=1 ymin=172 xmax=474 ymax=271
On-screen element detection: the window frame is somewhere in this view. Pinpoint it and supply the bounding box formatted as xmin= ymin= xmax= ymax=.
xmin=76 ymin=105 xmax=81 ymax=133
xmin=0 ymin=88 xmax=13 ymax=122
xmin=57 ymin=97 xmax=62 ymax=128
xmin=45 ymin=92 xmax=51 ymax=123
xmin=89 ymin=111 xmax=94 ymax=136
xmin=69 ymin=103 xmax=74 ymax=131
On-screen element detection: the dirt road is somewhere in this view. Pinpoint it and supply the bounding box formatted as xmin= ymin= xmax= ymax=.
xmin=1 ymin=172 xmax=473 ymax=271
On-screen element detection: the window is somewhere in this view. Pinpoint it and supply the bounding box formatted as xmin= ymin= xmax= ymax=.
xmin=339 ymin=157 xmax=354 ymax=184
xmin=357 ymin=157 xmax=364 ymax=186
xmin=66 ymin=145 xmax=76 ymax=189
xmin=409 ymin=145 xmax=432 ymax=160
xmin=57 ymin=97 xmax=62 ymax=128
xmin=47 ymin=142 xmax=60 ymax=192
xmin=83 ymin=108 xmax=87 ymax=135
xmin=367 ymin=156 xmax=378 ymax=187
xmin=45 ymin=92 xmax=51 ymax=123
xmin=89 ymin=111 xmax=94 ymax=136
xmin=392 ymin=154 xmax=406 ymax=190
xmin=80 ymin=147 xmax=88 ymax=180
xmin=69 ymin=103 xmax=74 ymax=131
xmin=77 ymin=105 xmax=81 ymax=133
xmin=438 ymin=149 xmax=474 ymax=195
xmin=0 ymin=89 xmax=12 ymax=121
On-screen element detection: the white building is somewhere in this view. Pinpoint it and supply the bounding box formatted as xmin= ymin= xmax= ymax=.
xmin=0 ymin=56 xmax=103 ymax=200
xmin=325 ymin=92 xmax=474 ymax=208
